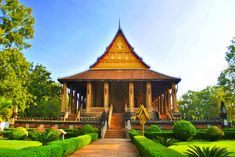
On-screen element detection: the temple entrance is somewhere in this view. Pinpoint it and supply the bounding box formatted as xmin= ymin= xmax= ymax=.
xmin=110 ymin=82 xmax=128 ymax=113
xmin=113 ymin=94 xmax=124 ymax=113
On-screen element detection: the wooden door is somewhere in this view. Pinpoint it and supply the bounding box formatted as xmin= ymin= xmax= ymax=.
xmin=113 ymin=94 xmax=124 ymax=113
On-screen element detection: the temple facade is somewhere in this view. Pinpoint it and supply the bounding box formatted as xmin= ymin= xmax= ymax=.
xmin=58 ymin=27 xmax=181 ymax=121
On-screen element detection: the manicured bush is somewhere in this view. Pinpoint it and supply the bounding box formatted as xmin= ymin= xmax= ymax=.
xmin=11 ymin=127 xmax=28 ymax=140
xmin=128 ymin=129 xmax=140 ymax=141
xmin=80 ymin=124 xmax=98 ymax=135
xmin=173 ymin=120 xmax=197 ymax=141
xmin=63 ymin=129 xmax=80 ymax=138
xmin=205 ymin=126 xmax=224 ymax=141
xmin=133 ymin=136 xmax=184 ymax=157
xmin=145 ymin=125 xmax=162 ymax=133
xmin=0 ymin=133 xmax=98 ymax=157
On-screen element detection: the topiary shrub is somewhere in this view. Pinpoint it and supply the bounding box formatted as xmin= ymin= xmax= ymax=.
xmin=145 ymin=125 xmax=162 ymax=133
xmin=11 ymin=127 xmax=28 ymax=140
xmin=173 ymin=120 xmax=197 ymax=141
xmin=80 ymin=124 xmax=97 ymax=135
xmin=205 ymin=126 xmax=224 ymax=141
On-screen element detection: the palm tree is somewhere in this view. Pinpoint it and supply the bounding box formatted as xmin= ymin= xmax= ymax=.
xmin=185 ymin=145 xmax=231 ymax=157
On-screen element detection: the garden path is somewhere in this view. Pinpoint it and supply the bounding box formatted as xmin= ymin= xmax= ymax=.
xmin=69 ymin=138 xmax=140 ymax=157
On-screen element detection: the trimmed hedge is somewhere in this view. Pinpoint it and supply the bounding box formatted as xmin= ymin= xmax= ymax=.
xmin=63 ymin=129 xmax=80 ymax=138
xmin=0 ymin=133 xmax=98 ymax=157
xmin=128 ymin=129 xmax=140 ymax=141
xmin=145 ymin=132 xmax=175 ymax=140
xmin=132 ymin=136 xmax=184 ymax=157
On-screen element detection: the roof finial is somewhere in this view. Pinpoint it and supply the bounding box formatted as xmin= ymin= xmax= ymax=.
xmin=118 ymin=18 xmax=121 ymax=30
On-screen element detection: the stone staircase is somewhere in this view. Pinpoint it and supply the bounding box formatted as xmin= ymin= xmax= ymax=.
xmin=105 ymin=113 xmax=126 ymax=138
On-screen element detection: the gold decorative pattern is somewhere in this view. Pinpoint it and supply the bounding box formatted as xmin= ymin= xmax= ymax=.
xmin=92 ymin=33 xmax=147 ymax=69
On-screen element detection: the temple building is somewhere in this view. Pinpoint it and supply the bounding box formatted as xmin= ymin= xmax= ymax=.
xmin=58 ymin=26 xmax=181 ymax=122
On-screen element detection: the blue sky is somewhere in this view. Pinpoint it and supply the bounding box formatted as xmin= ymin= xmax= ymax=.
xmin=22 ymin=0 xmax=235 ymax=97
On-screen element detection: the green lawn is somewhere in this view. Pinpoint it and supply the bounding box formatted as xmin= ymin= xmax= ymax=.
xmin=0 ymin=140 xmax=42 ymax=150
xmin=169 ymin=140 xmax=235 ymax=156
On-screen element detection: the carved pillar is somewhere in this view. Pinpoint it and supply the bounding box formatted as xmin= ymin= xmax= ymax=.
xmin=129 ymin=82 xmax=134 ymax=112
xmin=172 ymin=83 xmax=178 ymax=112
xmin=86 ymin=82 xmax=92 ymax=112
xmin=146 ymin=82 xmax=152 ymax=112
xmin=104 ymin=82 xmax=109 ymax=112
xmin=61 ymin=82 xmax=67 ymax=112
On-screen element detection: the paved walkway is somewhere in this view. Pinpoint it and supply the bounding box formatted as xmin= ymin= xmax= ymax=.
xmin=69 ymin=138 xmax=140 ymax=157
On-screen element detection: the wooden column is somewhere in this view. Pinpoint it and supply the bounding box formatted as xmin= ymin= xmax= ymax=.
xmin=104 ymin=82 xmax=109 ymax=112
xmin=172 ymin=83 xmax=178 ymax=112
xmin=146 ymin=82 xmax=152 ymax=112
xmin=68 ymin=88 xmax=73 ymax=113
xmin=160 ymin=94 xmax=164 ymax=114
xmin=86 ymin=82 xmax=92 ymax=112
xmin=164 ymin=91 xmax=168 ymax=114
xmin=61 ymin=82 xmax=67 ymax=112
xmin=167 ymin=89 xmax=171 ymax=112
xmin=158 ymin=96 xmax=161 ymax=113
xmin=129 ymin=82 xmax=134 ymax=112
xmin=74 ymin=89 xmax=78 ymax=113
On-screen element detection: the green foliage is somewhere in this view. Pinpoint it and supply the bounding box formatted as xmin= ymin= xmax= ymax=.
xmin=29 ymin=128 xmax=60 ymax=145
xmin=185 ymin=145 xmax=232 ymax=157
xmin=80 ymin=124 xmax=98 ymax=135
xmin=145 ymin=124 xmax=162 ymax=133
xmin=145 ymin=131 xmax=175 ymax=140
xmin=128 ymin=129 xmax=140 ymax=141
xmin=0 ymin=48 xmax=33 ymax=112
xmin=24 ymin=64 xmax=61 ymax=117
xmin=0 ymin=97 xmax=12 ymax=121
xmin=0 ymin=133 xmax=98 ymax=157
xmin=205 ymin=126 xmax=224 ymax=141
xmin=173 ymin=120 xmax=197 ymax=141
xmin=218 ymin=38 xmax=235 ymax=120
xmin=179 ymin=86 xmax=224 ymax=119
xmin=132 ymin=135 xmax=184 ymax=157
xmin=0 ymin=0 xmax=35 ymax=50
xmin=11 ymin=127 xmax=28 ymax=140
xmin=63 ymin=129 xmax=80 ymax=138
xmin=224 ymin=130 xmax=235 ymax=139
xmin=155 ymin=136 xmax=177 ymax=147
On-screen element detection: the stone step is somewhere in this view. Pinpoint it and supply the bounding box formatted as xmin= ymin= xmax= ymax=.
xmin=105 ymin=130 xmax=126 ymax=138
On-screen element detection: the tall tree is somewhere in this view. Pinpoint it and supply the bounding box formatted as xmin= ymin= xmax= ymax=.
xmin=0 ymin=97 xmax=12 ymax=121
xmin=218 ymin=38 xmax=235 ymax=119
xmin=0 ymin=0 xmax=35 ymax=118
xmin=0 ymin=0 xmax=35 ymax=50
xmin=25 ymin=64 xmax=61 ymax=117
xmin=179 ymin=86 xmax=224 ymax=119
xmin=0 ymin=48 xmax=34 ymax=113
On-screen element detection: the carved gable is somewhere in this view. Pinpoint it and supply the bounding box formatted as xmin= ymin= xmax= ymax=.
xmin=91 ymin=31 xmax=149 ymax=69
